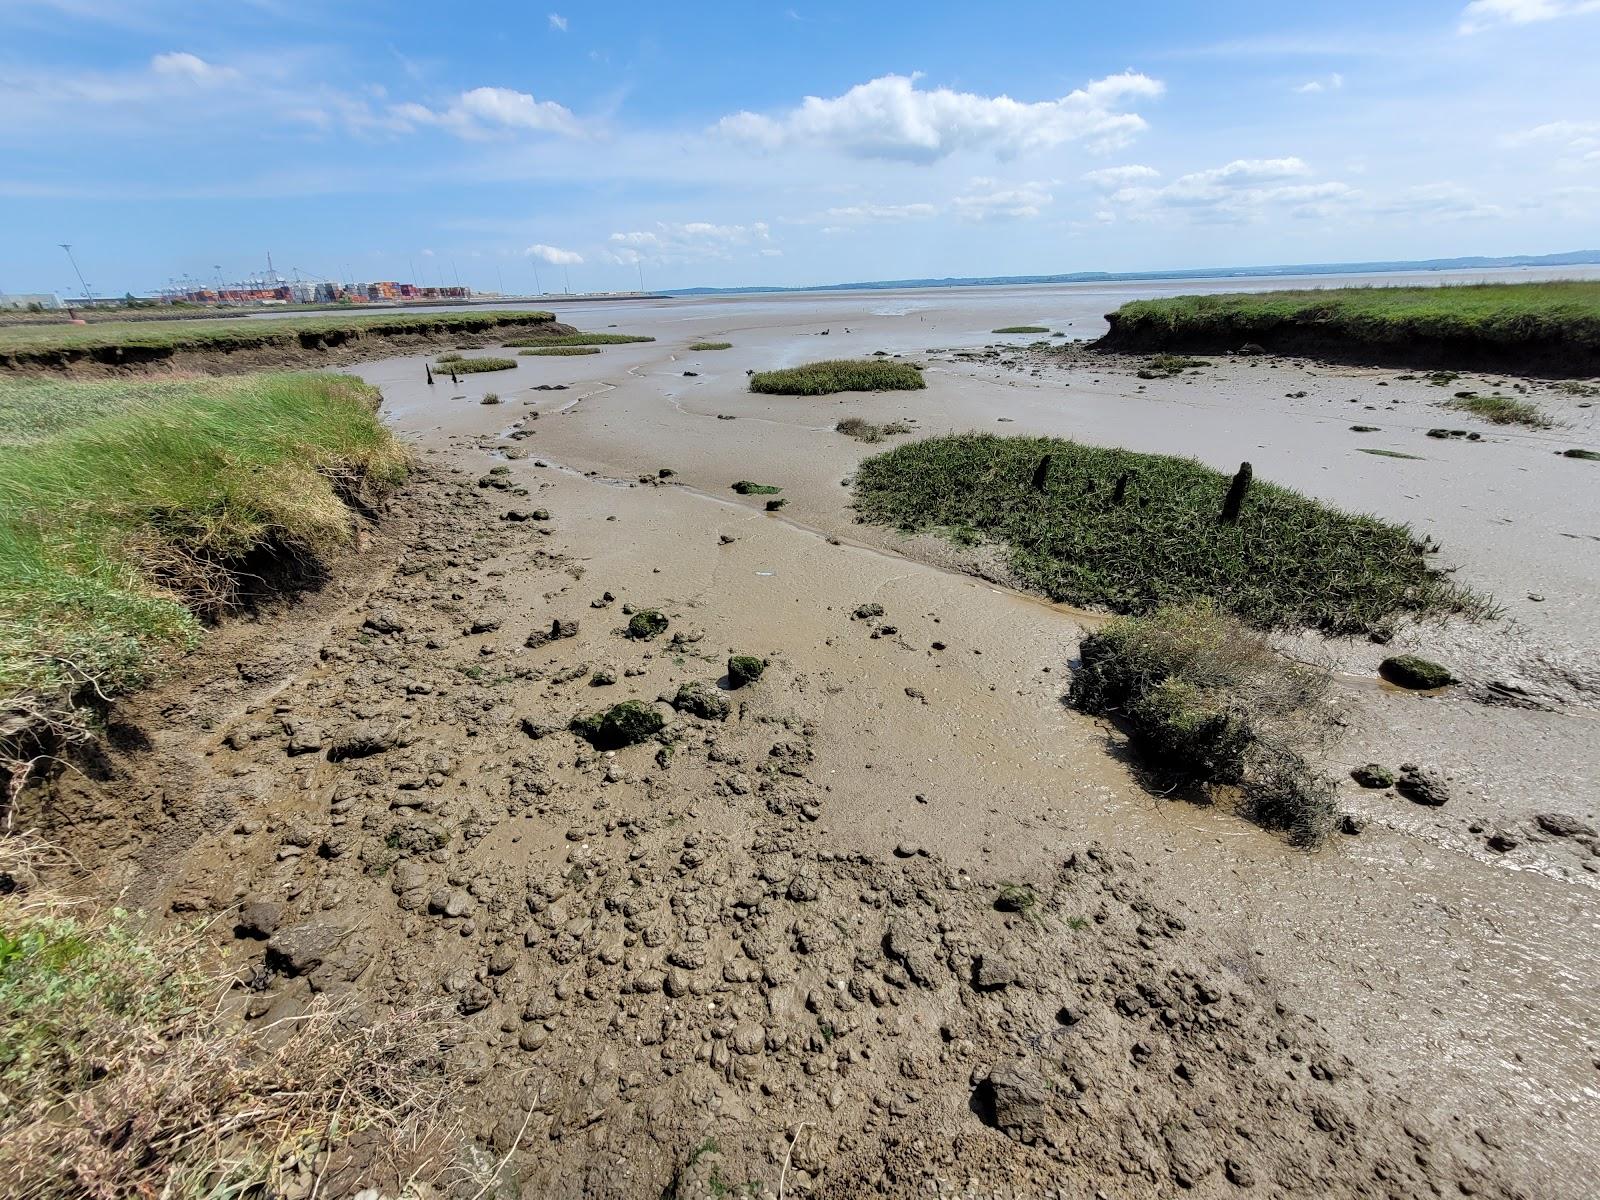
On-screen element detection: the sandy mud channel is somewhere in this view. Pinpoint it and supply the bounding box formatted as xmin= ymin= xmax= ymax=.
xmin=349 ymin=299 xmax=1599 ymax=1195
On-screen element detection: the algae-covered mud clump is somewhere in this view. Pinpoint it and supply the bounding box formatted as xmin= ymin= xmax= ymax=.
xmin=727 ymin=655 xmax=765 ymax=687
xmin=570 ymin=700 xmax=665 ymax=748
xmin=627 ymin=609 xmax=669 ymax=639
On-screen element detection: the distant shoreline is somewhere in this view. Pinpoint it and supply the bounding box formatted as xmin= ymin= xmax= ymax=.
xmin=661 ymin=249 xmax=1600 ymax=298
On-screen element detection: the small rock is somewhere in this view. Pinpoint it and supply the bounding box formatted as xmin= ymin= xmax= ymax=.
xmin=1396 ymin=762 xmax=1449 ymax=807
xmin=978 ymin=1066 xmax=1049 ymax=1146
xmin=1349 ymin=763 xmax=1395 ymax=789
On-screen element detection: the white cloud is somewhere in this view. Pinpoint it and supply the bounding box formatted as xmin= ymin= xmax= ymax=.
xmin=1294 ymin=73 xmax=1344 ymax=93
xmin=1104 ymin=157 xmax=1355 ymax=223
xmin=149 ymin=52 xmax=239 ymax=86
xmin=716 ymin=71 xmax=1163 ymax=163
xmin=548 ymin=12 xmax=568 ymax=31
xmin=605 ymin=221 xmax=773 ymax=264
xmin=1083 ymin=164 xmax=1160 ymax=188
xmin=1460 ymin=0 xmax=1600 ymax=32
xmin=387 ymin=87 xmax=583 ymax=139
xmin=950 ymin=179 xmax=1054 ymax=220
xmin=525 ymin=243 xmax=583 ymax=265
xmin=1376 ymin=183 xmax=1501 ymax=219
xmin=1504 ymin=119 xmax=1600 ymax=161
xmin=796 ymin=202 xmax=938 ymax=225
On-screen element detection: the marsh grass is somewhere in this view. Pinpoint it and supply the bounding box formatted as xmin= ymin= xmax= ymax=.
xmin=992 ymin=326 xmax=1049 ymax=334
xmin=851 ymin=432 xmax=1488 ymax=634
xmin=519 ymin=346 xmax=600 ymax=356
xmin=501 ymin=333 xmax=654 ymax=347
xmin=0 ymin=372 xmax=406 ymax=745
xmin=1358 ymin=448 xmax=1425 ymax=460
xmin=435 ymin=356 xmax=516 ymax=373
xmin=836 ymin=417 xmax=912 ymax=443
xmin=0 ymin=309 xmax=556 ymax=361
xmin=1102 ymin=281 xmax=1600 ymax=370
xmin=689 ymin=341 xmax=732 ymax=351
xmin=749 ymin=359 xmax=925 ymax=396
xmin=1443 ymin=393 xmax=1552 ymax=427
xmin=1070 ymin=602 xmax=1340 ymax=846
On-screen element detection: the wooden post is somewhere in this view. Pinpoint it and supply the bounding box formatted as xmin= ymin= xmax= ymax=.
xmin=426 ymin=363 xmax=434 ymax=385
xmin=1031 ymin=454 xmax=1052 ymax=492
xmin=1220 ymin=461 xmax=1253 ymax=523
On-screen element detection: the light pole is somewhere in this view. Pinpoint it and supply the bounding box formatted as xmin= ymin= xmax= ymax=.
xmin=59 ymin=243 xmax=91 ymax=301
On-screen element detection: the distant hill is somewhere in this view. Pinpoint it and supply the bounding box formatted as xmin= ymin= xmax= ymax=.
xmin=663 ymin=250 xmax=1600 ymax=298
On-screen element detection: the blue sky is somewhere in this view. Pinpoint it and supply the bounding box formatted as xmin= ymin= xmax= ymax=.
xmin=2 ymin=0 xmax=1597 ymax=295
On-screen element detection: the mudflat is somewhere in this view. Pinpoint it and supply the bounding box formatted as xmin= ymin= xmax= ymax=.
xmin=21 ymin=280 xmax=1599 ymax=1198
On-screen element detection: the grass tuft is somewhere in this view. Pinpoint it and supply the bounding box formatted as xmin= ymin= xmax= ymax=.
xmin=749 ymin=360 xmax=925 ymax=396
xmin=1442 ymin=393 xmax=1552 ymax=428
xmin=835 ymin=417 xmax=913 ymax=443
xmin=1070 ymin=602 xmax=1340 ymax=846
xmin=992 ymin=326 xmax=1049 ymax=334
xmin=434 ymin=356 xmax=516 ymax=373
xmin=851 ymin=432 xmax=1488 ymax=634
xmin=689 ymin=341 xmax=732 ymax=351
xmin=519 ymin=345 xmax=600 ymax=356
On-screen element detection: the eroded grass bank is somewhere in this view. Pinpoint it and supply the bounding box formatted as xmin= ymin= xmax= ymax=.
xmin=851 ymin=433 xmax=1488 ymax=634
xmin=0 ymin=372 xmax=406 ymax=769
xmin=750 ymin=359 xmax=925 ymax=395
xmin=0 ymin=309 xmax=564 ymax=374
xmin=1095 ymin=280 xmax=1600 ymax=375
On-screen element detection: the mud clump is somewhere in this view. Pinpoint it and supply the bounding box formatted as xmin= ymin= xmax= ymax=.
xmin=627 ymin=609 xmax=669 ymax=640
xmin=1349 ymin=763 xmax=1396 ymax=789
xmin=671 ymin=680 xmax=731 ymax=721
xmin=1396 ymin=762 xmax=1451 ymax=806
xmin=570 ymin=699 xmax=665 ymax=748
xmin=1380 ymin=654 xmax=1456 ymax=689
xmin=727 ymin=655 xmax=764 ymax=688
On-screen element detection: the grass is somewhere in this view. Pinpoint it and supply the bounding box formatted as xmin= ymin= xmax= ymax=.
xmin=993 ymin=326 xmax=1050 ymax=334
xmin=0 ymin=372 xmax=406 ymax=755
xmin=519 ymin=345 xmax=600 ymax=356
xmin=0 ymin=836 xmax=465 ymax=1198
xmin=0 ymin=309 xmax=557 ymax=366
xmin=434 ymin=356 xmax=516 ymax=373
xmin=501 ymin=333 xmax=654 ymax=347
xmin=1442 ymin=393 xmax=1552 ymax=428
xmin=1563 ymin=448 xmax=1600 ymax=460
xmin=730 ymin=480 xmax=781 ymax=495
xmin=1070 ymin=601 xmax=1339 ymax=846
xmin=851 ymin=433 xmax=1488 ymax=634
xmin=689 ymin=341 xmax=732 ymax=351
xmin=749 ymin=359 xmax=926 ymax=396
xmin=835 ymin=417 xmax=913 ymax=443
xmin=1099 ymin=281 xmax=1600 ymax=373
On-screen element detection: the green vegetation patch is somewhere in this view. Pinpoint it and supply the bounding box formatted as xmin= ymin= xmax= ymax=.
xmin=851 ymin=432 xmax=1487 ymax=634
xmin=519 ymin=345 xmax=600 ymax=356
xmin=1562 ymin=448 xmax=1600 ymax=460
xmin=1379 ymin=654 xmax=1455 ymax=689
xmin=627 ymin=609 xmax=669 ymax=639
xmin=835 ymin=417 xmax=912 ymax=443
xmin=0 ymin=372 xmax=407 ymax=735
xmin=435 ymin=356 xmax=516 ymax=373
xmin=690 ymin=341 xmax=733 ymax=351
xmin=749 ymin=359 xmax=926 ymax=396
xmin=1100 ymin=281 xmax=1600 ymax=374
xmin=1443 ymin=393 xmax=1552 ymax=428
xmin=731 ymin=480 xmax=782 ymax=495
xmin=0 ymin=309 xmax=557 ymax=365
xmin=1070 ymin=601 xmax=1339 ymax=846
xmin=502 ymin=332 xmax=654 ymax=347
xmin=992 ymin=326 xmax=1050 ymax=334
xmin=727 ymin=655 xmax=764 ymax=687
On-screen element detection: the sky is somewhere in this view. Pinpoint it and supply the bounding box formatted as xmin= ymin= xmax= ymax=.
xmin=1 ymin=0 xmax=1597 ymax=296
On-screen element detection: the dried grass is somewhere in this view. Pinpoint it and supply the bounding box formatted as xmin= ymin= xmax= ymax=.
xmin=0 ymin=835 xmax=471 ymax=1199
